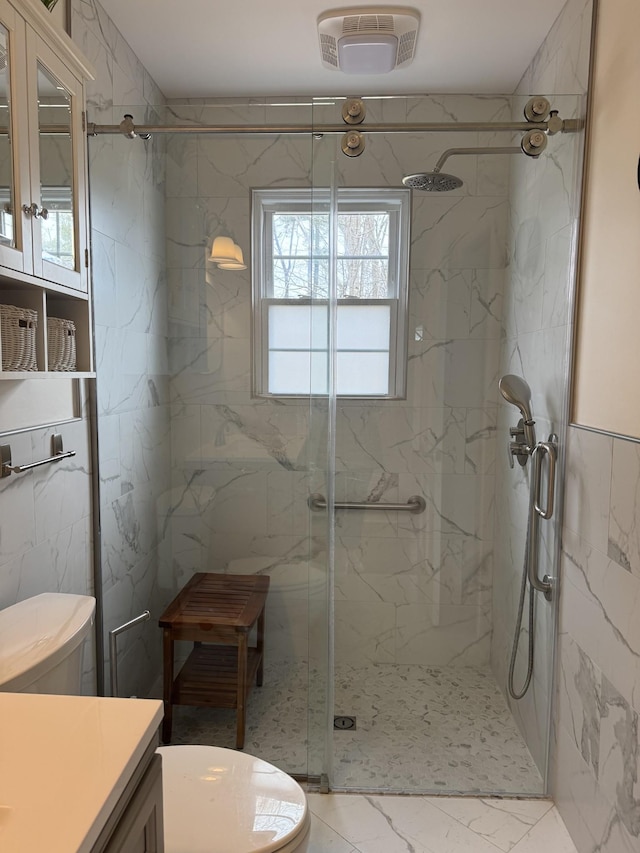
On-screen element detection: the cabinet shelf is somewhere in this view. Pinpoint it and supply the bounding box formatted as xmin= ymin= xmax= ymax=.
xmin=0 ymin=370 xmax=94 ymax=379
xmin=0 ymin=280 xmax=93 ymax=373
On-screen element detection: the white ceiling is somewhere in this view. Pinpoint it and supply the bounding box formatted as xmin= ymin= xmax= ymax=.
xmin=98 ymin=0 xmax=568 ymax=99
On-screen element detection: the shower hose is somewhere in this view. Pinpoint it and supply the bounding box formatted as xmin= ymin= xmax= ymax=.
xmin=507 ymin=475 xmax=536 ymax=701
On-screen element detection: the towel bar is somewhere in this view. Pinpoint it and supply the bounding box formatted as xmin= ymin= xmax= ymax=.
xmin=0 ymin=433 xmax=76 ymax=478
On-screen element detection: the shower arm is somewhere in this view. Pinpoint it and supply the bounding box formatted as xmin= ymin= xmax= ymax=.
xmin=432 ymin=146 xmax=522 ymax=174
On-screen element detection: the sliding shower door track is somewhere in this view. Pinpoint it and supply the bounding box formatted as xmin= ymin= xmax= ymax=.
xmin=87 ymin=119 xmax=582 ymax=137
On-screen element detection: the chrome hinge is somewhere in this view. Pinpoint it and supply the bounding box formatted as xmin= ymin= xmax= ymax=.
xmin=84 ymin=248 xmax=89 ymax=268
xmin=82 ymin=110 xmax=86 ymax=131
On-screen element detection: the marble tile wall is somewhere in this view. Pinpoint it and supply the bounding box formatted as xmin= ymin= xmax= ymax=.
xmin=491 ymin=0 xmax=592 ymax=789
xmin=163 ymin=94 xmax=511 ymax=670
xmin=72 ymin=0 xmax=172 ymax=698
xmin=552 ymin=427 xmax=640 ymax=852
xmin=0 ymin=411 xmax=94 ymax=690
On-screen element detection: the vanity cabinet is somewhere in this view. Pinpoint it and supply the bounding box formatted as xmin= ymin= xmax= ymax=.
xmin=96 ymin=751 xmax=164 ymax=853
xmin=0 ymin=0 xmax=95 ymax=376
xmin=0 ymin=693 xmax=165 ymax=853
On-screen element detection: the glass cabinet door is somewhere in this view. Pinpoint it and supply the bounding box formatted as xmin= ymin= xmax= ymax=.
xmin=27 ymin=30 xmax=87 ymax=292
xmin=36 ymin=62 xmax=75 ymax=272
xmin=0 ymin=0 xmax=31 ymax=274
xmin=0 ymin=24 xmax=15 ymax=249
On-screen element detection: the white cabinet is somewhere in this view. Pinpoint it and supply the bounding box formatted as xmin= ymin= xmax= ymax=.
xmin=97 ymin=753 xmax=165 ymax=853
xmin=0 ymin=0 xmax=94 ymax=376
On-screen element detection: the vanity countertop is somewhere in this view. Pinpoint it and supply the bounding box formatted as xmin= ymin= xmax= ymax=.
xmin=0 ymin=692 xmax=163 ymax=853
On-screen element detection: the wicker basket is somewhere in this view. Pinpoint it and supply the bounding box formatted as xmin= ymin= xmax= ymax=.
xmin=0 ymin=304 xmax=38 ymax=371
xmin=47 ymin=316 xmax=76 ymax=371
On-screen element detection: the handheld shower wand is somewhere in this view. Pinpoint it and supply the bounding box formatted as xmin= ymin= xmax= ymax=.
xmin=498 ymin=373 xmax=555 ymax=700
xmin=498 ymin=374 xmax=536 ymax=451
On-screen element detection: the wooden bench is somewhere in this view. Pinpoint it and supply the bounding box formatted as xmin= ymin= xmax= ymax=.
xmin=159 ymin=572 xmax=269 ymax=749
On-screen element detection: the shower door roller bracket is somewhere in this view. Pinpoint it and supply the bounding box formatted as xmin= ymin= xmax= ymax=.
xmin=341 ymin=129 xmax=366 ymax=157
xmin=342 ymin=99 xmax=366 ymax=125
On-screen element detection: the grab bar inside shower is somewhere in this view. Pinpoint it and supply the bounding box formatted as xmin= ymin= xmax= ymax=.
xmin=308 ymin=493 xmax=426 ymax=514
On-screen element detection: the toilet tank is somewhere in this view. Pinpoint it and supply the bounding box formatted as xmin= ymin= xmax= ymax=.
xmin=0 ymin=593 xmax=96 ymax=694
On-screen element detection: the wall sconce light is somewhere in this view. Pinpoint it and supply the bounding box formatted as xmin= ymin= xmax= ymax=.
xmin=210 ymin=236 xmax=247 ymax=270
xmin=210 ymin=236 xmax=237 ymax=263
xmin=218 ymin=244 xmax=246 ymax=270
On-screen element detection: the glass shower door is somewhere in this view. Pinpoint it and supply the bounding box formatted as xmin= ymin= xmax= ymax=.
xmin=155 ymin=100 xmax=335 ymax=783
xmin=311 ymin=91 xmax=586 ymax=795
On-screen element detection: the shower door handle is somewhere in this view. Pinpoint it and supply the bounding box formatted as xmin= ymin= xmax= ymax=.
xmin=528 ymin=439 xmax=557 ymax=602
xmin=532 ymin=439 xmax=557 ymax=520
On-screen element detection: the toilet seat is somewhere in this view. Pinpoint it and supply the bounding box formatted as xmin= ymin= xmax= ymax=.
xmin=157 ymin=745 xmax=311 ymax=853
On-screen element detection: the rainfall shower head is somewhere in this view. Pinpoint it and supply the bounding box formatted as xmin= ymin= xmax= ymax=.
xmin=403 ymin=146 xmax=523 ymax=194
xmin=402 ymin=171 xmax=463 ymax=192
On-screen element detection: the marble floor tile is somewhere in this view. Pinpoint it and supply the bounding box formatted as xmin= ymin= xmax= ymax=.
xmin=308 ymin=794 xmax=504 ymax=853
xmin=169 ymin=660 xmax=542 ymax=794
xmin=307 ymin=810 xmax=357 ymax=853
xmin=509 ymin=808 xmax=579 ymax=853
xmin=425 ymin=797 xmax=553 ymax=852
xmin=306 ymin=795 xmax=577 ymax=853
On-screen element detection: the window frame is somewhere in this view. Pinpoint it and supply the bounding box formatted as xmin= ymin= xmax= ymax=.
xmin=251 ymin=186 xmax=411 ymax=400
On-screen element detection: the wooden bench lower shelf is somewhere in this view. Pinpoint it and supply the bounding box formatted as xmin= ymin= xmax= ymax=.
xmin=172 ymin=645 xmax=262 ymax=710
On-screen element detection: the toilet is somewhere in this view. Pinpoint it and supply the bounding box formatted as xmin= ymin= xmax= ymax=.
xmin=0 ymin=592 xmax=96 ymax=693
xmin=158 ymin=745 xmax=310 ymax=853
xmin=0 ymin=593 xmax=311 ymax=853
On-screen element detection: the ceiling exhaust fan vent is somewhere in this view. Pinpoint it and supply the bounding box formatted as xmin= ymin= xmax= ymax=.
xmin=318 ymin=7 xmax=420 ymax=74
xmin=342 ymin=14 xmax=395 ymax=33
xmin=320 ymin=32 xmax=339 ymax=67
xmin=396 ymin=29 xmax=416 ymax=65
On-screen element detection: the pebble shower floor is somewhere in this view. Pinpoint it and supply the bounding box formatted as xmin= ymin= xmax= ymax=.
xmin=168 ymin=660 xmax=542 ymax=794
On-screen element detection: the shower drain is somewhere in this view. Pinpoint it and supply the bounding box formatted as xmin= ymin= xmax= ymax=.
xmin=334 ymin=715 xmax=356 ymax=730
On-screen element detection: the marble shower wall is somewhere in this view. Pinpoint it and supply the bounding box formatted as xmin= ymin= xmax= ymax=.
xmin=73 ymin=0 xmax=172 ymax=698
xmin=164 ymin=94 xmax=511 ymax=670
xmin=553 ymin=428 xmax=640 ymax=853
xmin=492 ymin=0 xmax=592 ymax=780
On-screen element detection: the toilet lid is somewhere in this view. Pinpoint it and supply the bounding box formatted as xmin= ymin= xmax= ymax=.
xmin=157 ymin=746 xmax=308 ymax=853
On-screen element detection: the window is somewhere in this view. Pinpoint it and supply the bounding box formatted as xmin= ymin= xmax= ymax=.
xmin=252 ymin=187 xmax=410 ymax=398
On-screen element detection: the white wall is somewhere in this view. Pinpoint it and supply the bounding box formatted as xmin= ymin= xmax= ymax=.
xmin=572 ymin=0 xmax=640 ymax=438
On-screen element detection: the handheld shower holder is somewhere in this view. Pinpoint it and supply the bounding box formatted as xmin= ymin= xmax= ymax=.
xmin=508 ymin=418 xmax=533 ymax=468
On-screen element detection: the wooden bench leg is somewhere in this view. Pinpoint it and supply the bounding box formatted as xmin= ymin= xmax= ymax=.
xmin=236 ymin=633 xmax=248 ymax=749
xmin=162 ymin=628 xmax=174 ymax=744
xmin=257 ymin=606 xmax=265 ymax=687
